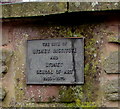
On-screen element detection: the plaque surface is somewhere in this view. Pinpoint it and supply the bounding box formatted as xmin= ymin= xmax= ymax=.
xmin=26 ymin=38 xmax=84 ymax=84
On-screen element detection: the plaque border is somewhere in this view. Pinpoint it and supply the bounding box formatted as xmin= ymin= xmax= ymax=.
xmin=26 ymin=37 xmax=84 ymax=85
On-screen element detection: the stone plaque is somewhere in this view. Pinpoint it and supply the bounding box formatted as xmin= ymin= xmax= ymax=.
xmin=26 ymin=38 xmax=84 ymax=84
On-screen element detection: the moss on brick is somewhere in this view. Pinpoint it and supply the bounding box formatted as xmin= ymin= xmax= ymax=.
xmin=69 ymin=2 xmax=119 ymax=12
xmin=57 ymin=24 xmax=102 ymax=106
xmin=1 ymin=2 xmax=120 ymax=18
xmin=108 ymin=36 xmax=120 ymax=43
xmin=2 ymin=2 xmax=67 ymax=18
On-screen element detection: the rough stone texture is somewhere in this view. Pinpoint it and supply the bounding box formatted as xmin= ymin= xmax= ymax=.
xmin=108 ymin=36 xmax=120 ymax=43
xmin=0 ymin=47 xmax=13 ymax=76
xmin=1 ymin=18 xmax=101 ymax=105
xmin=2 ymin=25 xmax=11 ymax=46
xmin=1 ymin=11 xmax=120 ymax=107
xmin=103 ymin=51 xmax=120 ymax=74
xmin=69 ymin=2 xmax=120 ymax=12
xmin=1 ymin=66 xmax=8 ymax=73
xmin=25 ymin=85 xmax=60 ymax=102
xmin=2 ymin=2 xmax=67 ymax=18
xmin=1 ymin=47 xmax=13 ymax=63
xmin=104 ymin=79 xmax=120 ymax=101
xmin=1 ymin=2 xmax=120 ymax=18
xmin=3 ymin=22 xmax=78 ymax=104
xmin=1 ymin=0 xmax=21 ymax=2
xmin=0 ymin=87 xmax=6 ymax=101
xmin=106 ymin=93 xmax=120 ymax=101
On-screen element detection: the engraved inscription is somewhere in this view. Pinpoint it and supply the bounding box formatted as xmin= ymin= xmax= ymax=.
xmin=27 ymin=38 xmax=84 ymax=84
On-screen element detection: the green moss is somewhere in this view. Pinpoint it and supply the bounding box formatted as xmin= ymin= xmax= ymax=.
xmin=58 ymin=25 xmax=100 ymax=105
xmin=83 ymin=39 xmax=99 ymax=102
xmin=58 ymin=26 xmax=73 ymax=37
xmin=74 ymin=25 xmax=100 ymax=104
xmin=65 ymin=100 xmax=97 ymax=108
xmin=108 ymin=36 xmax=120 ymax=43
xmin=2 ymin=21 xmax=103 ymax=107
xmin=2 ymin=2 xmax=67 ymax=18
xmin=69 ymin=2 xmax=119 ymax=12
xmin=59 ymin=86 xmax=75 ymax=102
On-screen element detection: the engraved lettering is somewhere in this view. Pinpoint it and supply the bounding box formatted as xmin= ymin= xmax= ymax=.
xmin=43 ymin=77 xmax=65 ymax=81
xmin=46 ymin=63 xmax=63 ymax=67
xmin=64 ymin=70 xmax=73 ymax=74
xmin=27 ymin=38 xmax=84 ymax=84
xmin=42 ymin=43 xmax=50 ymax=47
xmin=33 ymin=49 xmax=50 ymax=54
xmin=51 ymin=42 xmax=60 ymax=46
xmin=50 ymin=56 xmax=58 ymax=60
xmin=56 ymin=70 xmax=62 ymax=74
xmin=53 ymin=48 xmax=76 ymax=53
xmin=36 ymin=70 xmax=53 ymax=74
xmin=62 ymin=42 xmax=67 ymax=46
